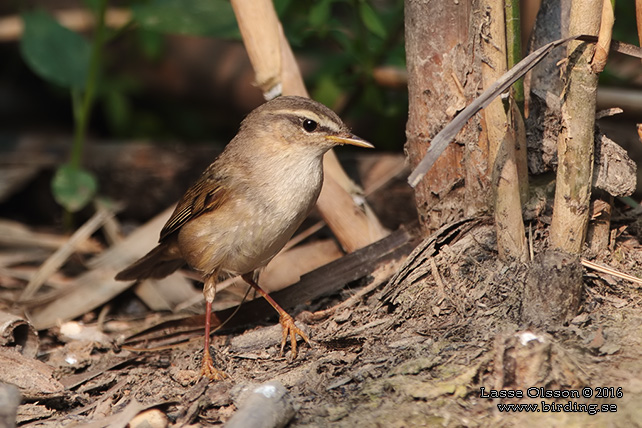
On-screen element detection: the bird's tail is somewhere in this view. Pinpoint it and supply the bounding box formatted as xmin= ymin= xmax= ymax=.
xmin=115 ymin=244 xmax=185 ymax=281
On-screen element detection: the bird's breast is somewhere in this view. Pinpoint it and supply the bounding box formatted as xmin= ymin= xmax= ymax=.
xmin=177 ymin=154 xmax=324 ymax=276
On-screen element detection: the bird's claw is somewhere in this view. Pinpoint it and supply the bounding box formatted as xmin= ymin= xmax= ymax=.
xmin=200 ymin=350 xmax=227 ymax=381
xmin=278 ymin=312 xmax=310 ymax=358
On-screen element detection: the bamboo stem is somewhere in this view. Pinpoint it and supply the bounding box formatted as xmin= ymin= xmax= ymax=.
xmin=550 ymin=0 xmax=602 ymax=253
xmin=505 ymin=0 xmax=528 ymax=204
xmin=591 ymin=0 xmax=615 ymax=73
xmin=482 ymin=0 xmax=526 ymax=261
xmin=505 ymin=0 xmax=524 ymax=106
xmin=637 ymin=0 xmax=642 ymax=62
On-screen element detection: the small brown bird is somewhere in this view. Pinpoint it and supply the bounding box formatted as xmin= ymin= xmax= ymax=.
xmin=116 ymin=96 xmax=373 ymax=379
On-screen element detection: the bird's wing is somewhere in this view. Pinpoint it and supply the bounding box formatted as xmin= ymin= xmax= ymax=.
xmin=159 ymin=174 xmax=229 ymax=241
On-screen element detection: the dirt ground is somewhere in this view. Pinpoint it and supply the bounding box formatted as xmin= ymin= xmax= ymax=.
xmin=1 ymin=144 xmax=641 ymax=427
xmin=8 ymin=211 xmax=642 ymax=427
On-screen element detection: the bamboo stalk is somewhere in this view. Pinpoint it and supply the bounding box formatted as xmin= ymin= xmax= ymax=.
xmin=550 ymin=0 xmax=602 ymax=253
xmin=635 ymin=0 xmax=642 ymax=63
xmin=230 ymin=1 xmax=282 ymax=96
xmin=505 ymin=0 xmax=524 ymax=106
xmin=505 ymin=0 xmax=528 ymax=204
xmin=591 ymin=0 xmax=615 ymax=73
xmin=481 ymin=0 xmax=526 ymax=261
xmin=587 ymin=0 xmax=615 ymax=252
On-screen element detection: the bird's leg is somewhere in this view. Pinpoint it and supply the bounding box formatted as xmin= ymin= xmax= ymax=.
xmin=241 ymin=273 xmax=310 ymax=358
xmin=201 ymin=275 xmax=226 ymax=380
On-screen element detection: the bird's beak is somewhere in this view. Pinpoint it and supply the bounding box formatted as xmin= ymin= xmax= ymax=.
xmin=326 ymin=134 xmax=374 ymax=149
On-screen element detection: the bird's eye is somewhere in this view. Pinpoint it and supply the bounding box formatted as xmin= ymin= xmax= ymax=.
xmin=302 ymin=119 xmax=318 ymax=132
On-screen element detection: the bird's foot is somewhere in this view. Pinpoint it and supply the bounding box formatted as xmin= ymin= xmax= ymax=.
xmin=278 ymin=312 xmax=310 ymax=358
xmin=200 ymin=350 xmax=227 ymax=381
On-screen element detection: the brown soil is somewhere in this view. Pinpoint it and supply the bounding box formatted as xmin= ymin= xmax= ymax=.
xmin=14 ymin=217 xmax=642 ymax=427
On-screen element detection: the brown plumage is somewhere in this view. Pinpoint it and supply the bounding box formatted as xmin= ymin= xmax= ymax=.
xmin=116 ymin=96 xmax=373 ymax=379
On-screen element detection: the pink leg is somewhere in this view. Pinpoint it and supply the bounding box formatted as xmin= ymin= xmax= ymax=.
xmin=200 ymin=277 xmax=226 ymax=380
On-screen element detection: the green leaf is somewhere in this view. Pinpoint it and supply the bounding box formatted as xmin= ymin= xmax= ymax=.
xmin=20 ymin=10 xmax=91 ymax=89
xmin=274 ymin=0 xmax=293 ymax=16
xmin=309 ymin=0 xmax=332 ymax=29
xmin=358 ymin=1 xmax=386 ymax=38
xmin=52 ymin=164 xmax=97 ymax=212
xmin=132 ymin=0 xmax=240 ymax=39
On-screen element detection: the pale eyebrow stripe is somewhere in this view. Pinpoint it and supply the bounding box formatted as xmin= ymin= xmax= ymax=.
xmin=268 ymin=109 xmax=342 ymax=133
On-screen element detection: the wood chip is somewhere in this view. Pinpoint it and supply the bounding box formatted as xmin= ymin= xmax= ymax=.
xmin=0 ymin=348 xmax=63 ymax=399
xmin=0 ymin=311 xmax=38 ymax=357
xmin=20 ymin=207 xmax=115 ymax=300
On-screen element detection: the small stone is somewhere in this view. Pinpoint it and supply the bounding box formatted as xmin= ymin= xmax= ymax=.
xmin=129 ymin=409 xmax=167 ymax=428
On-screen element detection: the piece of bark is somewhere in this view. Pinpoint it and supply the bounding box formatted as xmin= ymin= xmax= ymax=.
xmin=16 ymin=403 xmax=55 ymax=425
xmin=592 ymin=133 xmax=637 ymax=197
xmin=0 ymin=348 xmax=64 ymax=399
xmin=59 ymin=356 xmax=136 ymax=390
xmin=0 ymin=311 xmax=38 ymax=358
